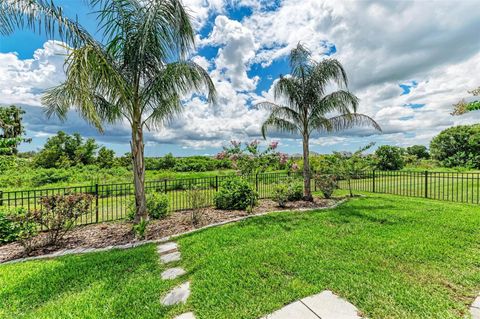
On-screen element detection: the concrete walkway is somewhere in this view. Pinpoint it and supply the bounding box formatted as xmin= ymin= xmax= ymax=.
xmin=260 ymin=290 xmax=362 ymax=319
xmin=471 ymin=295 xmax=480 ymax=319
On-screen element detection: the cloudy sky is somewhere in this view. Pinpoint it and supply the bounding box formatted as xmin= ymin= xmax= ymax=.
xmin=1 ymin=0 xmax=479 ymax=156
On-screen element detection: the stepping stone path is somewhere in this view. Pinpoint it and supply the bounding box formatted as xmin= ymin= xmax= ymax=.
xmin=161 ymin=267 xmax=186 ymax=280
xmin=261 ymin=290 xmax=362 ymax=319
xmin=157 ymin=242 xmax=196 ymax=318
xmin=471 ymin=295 xmax=480 ymax=319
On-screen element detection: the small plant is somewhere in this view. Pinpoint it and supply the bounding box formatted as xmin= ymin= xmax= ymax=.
xmin=132 ymin=218 xmax=148 ymax=240
xmin=146 ymin=192 xmax=169 ymax=219
xmin=214 ymin=177 xmax=258 ymax=210
xmin=5 ymin=209 xmax=38 ymax=253
xmin=315 ymin=174 xmax=337 ymax=199
xmin=186 ymin=186 xmax=208 ymax=226
xmin=286 ymin=179 xmax=303 ymax=201
xmin=272 ymin=183 xmax=289 ymax=208
xmin=35 ymin=193 xmax=93 ymax=246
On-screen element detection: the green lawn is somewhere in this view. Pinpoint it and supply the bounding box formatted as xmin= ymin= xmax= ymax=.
xmin=1 ymin=194 xmax=479 ymax=319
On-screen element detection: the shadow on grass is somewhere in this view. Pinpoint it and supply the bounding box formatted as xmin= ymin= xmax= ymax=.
xmin=0 ymin=244 xmax=174 ymax=319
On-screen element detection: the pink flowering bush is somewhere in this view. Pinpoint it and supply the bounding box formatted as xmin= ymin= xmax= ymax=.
xmin=217 ymin=140 xmax=287 ymax=176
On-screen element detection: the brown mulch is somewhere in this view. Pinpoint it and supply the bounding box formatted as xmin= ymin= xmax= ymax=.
xmin=0 ymin=196 xmax=341 ymax=263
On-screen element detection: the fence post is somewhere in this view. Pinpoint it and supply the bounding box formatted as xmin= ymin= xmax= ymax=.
xmin=164 ymin=179 xmax=168 ymax=194
xmin=424 ymin=170 xmax=428 ymax=198
xmin=372 ymin=170 xmax=376 ymax=193
xmin=215 ymin=176 xmax=219 ymax=191
xmin=0 ymin=190 xmax=3 ymax=206
xmin=95 ymin=184 xmax=99 ymax=223
xmin=255 ymin=173 xmax=259 ymax=192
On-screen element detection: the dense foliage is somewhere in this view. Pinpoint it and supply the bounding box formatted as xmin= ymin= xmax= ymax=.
xmin=217 ymin=140 xmax=286 ymax=176
xmin=374 ymin=145 xmax=405 ymax=171
xmin=406 ymin=145 xmax=429 ymax=159
xmin=0 ymin=105 xmax=31 ymax=155
xmin=430 ymin=124 xmax=480 ymax=168
xmin=271 ymin=178 xmax=303 ymax=207
xmin=33 ymin=131 xmax=99 ymax=168
xmin=214 ymin=177 xmax=258 ymax=210
xmin=146 ymin=193 xmax=169 ymax=220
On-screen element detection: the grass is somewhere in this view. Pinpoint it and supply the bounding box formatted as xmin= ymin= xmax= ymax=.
xmin=1 ymin=193 xmax=479 ymax=318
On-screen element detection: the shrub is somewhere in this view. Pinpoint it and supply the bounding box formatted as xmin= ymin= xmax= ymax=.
xmin=214 ymin=177 xmax=258 ymax=210
xmin=374 ymin=145 xmax=405 ymax=171
xmin=286 ymin=179 xmax=303 ymax=201
xmin=272 ymin=184 xmax=289 ymax=208
xmin=315 ymin=174 xmax=337 ymax=199
xmin=4 ymin=209 xmax=38 ymax=253
xmin=0 ymin=208 xmax=36 ymax=244
xmin=430 ymin=124 xmax=480 ymax=168
xmin=132 ymin=218 xmax=148 ymax=240
xmin=186 ymin=186 xmax=208 ymax=226
xmin=31 ymin=169 xmax=72 ymax=186
xmin=406 ymin=145 xmax=429 ymax=159
xmin=146 ymin=192 xmax=169 ymax=219
xmin=35 ymin=193 xmax=93 ymax=246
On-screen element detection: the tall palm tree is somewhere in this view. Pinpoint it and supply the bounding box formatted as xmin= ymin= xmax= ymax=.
xmin=259 ymin=43 xmax=381 ymax=201
xmin=2 ymin=0 xmax=216 ymax=222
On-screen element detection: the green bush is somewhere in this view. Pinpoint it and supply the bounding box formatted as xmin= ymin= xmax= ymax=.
xmin=0 ymin=208 xmax=33 ymax=244
xmin=315 ymin=174 xmax=337 ymax=199
xmin=147 ymin=192 xmax=169 ymax=219
xmin=214 ymin=177 xmax=258 ymax=210
xmin=286 ymin=179 xmax=303 ymax=201
xmin=272 ymin=184 xmax=289 ymax=208
xmin=31 ymin=169 xmax=72 ymax=186
xmin=430 ymin=124 xmax=480 ymax=168
xmin=1 ymin=208 xmax=38 ymax=251
xmin=374 ymin=145 xmax=405 ymax=171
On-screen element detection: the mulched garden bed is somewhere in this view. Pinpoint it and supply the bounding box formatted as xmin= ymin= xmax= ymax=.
xmin=0 ymin=196 xmax=341 ymax=263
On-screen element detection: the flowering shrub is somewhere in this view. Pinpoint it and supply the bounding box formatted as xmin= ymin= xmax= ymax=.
xmin=315 ymin=174 xmax=337 ymax=199
xmin=216 ymin=140 xmax=288 ymax=176
xmin=35 ymin=193 xmax=93 ymax=246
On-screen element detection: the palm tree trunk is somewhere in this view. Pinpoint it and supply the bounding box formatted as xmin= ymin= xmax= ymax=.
xmin=131 ymin=120 xmax=148 ymax=223
xmin=302 ymin=134 xmax=313 ymax=201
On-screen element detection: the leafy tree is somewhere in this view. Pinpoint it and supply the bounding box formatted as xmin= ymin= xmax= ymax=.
xmin=0 ymin=105 xmax=31 ymax=155
xmin=3 ymin=0 xmax=216 ymax=223
xmin=375 ymin=145 xmax=404 ymax=171
xmin=334 ymin=143 xmax=374 ymax=197
xmin=96 ymin=146 xmax=115 ymax=169
xmin=217 ymin=140 xmax=286 ymax=176
xmin=430 ymin=124 xmax=480 ymax=168
xmin=452 ymin=87 xmax=480 ymax=116
xmin=406 ymin=145 xmax=429 ymax=159
xmin=34 ymin=131 xmax=98 ymax=168
xmin=258 ymin=43 xmax=381 ymax=200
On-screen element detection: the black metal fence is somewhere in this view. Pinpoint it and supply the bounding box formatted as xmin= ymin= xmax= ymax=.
xmin=337 ymin=170 xmax=480 ymax=204
xmin=0 ymin=172 xmax=299 ymax=225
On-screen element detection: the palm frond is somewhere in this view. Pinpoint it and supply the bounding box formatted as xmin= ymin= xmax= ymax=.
xmin=1 ymin=0 xmax=97 ymax=48
xmin=326 ymin=113 xmax=382 ymax=132
xmin=309 ymin=58 xmax=349 ymax=90
xmin=289 ymin=42 xmax=312 ymax=79
xmin=311 ymin=90 xmax=359 ymax=118
xmin=42 ymin=44 xmax=131 ymax=132
xmin=261 ymin=114 xmax=299 ymax=139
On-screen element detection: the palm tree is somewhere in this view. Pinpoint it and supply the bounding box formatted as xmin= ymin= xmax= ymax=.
xmin=2 ymin=0 xmax=216 ymax=222
xmin=258 ymin=43 xmax=381 ymax=201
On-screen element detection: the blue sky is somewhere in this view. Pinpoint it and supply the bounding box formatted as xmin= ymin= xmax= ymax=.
xmin=1 ymin=0 xmax=479 ymax=156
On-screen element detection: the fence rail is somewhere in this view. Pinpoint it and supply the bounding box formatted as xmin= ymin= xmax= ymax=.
xmin=1 ymin=170 xmax=478 ymax=227
xmin=0 ymin=172 xmax=299 ymax=226
xmin=337 ymin=170 xmax=480 ymax=205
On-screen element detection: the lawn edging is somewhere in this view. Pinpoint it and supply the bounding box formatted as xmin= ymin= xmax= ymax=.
xmin=1 ymin=198 xmax=349 ymax=265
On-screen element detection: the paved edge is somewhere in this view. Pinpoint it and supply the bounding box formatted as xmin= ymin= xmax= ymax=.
xmin=2 ymin=198 xmax=349 ymax=265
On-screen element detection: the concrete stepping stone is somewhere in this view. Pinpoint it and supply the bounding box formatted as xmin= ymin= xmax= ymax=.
xmin=161 ymin=281 xmax=191 ymax=306
xmin=160 ymin=251 xmax=181 ymax=264
xmin=301 ymin=290 xmax=362 ymax=319
xmin=471 ymin=295 xmax=480 ymax=319
xmin=157 ymin=242 xmax=178 ymax=255
xmin=261 ymin=290 xmax=362 ymax=319
xmin=173 ymin=312 xmax=196 ymax=319
xmin=161 ymin=267 xmax=186 ymax=280
xmin=261 ymin=301 xmax=319 ymax=319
